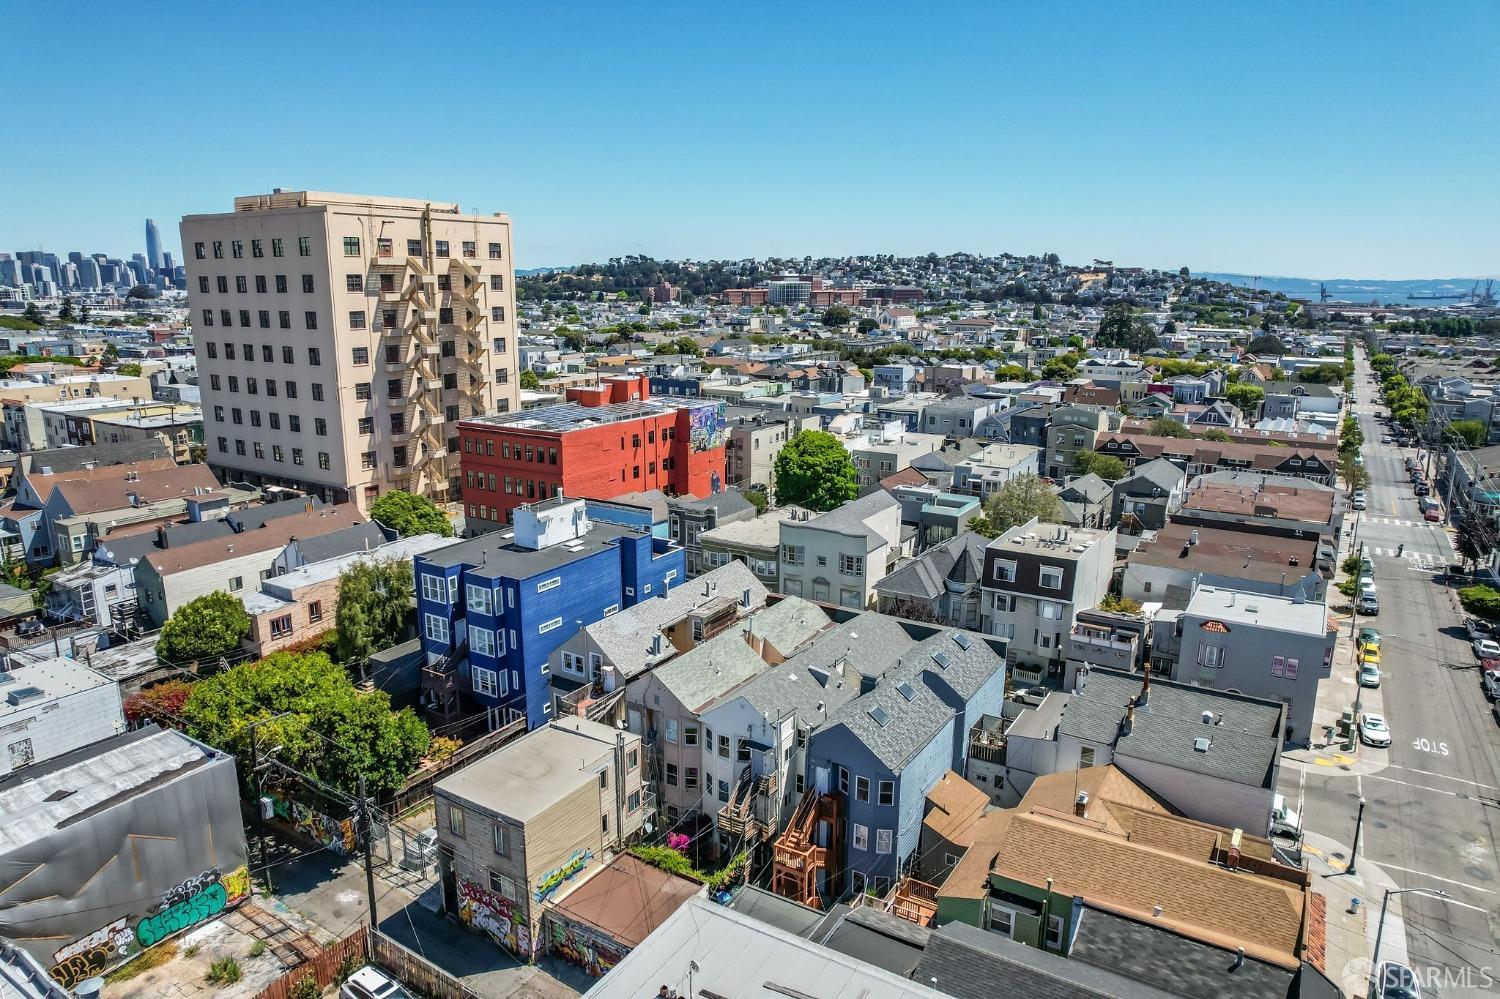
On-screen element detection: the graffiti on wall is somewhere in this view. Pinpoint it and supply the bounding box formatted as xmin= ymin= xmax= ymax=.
xmin=457 ymin=879 xmax=535 ymax=961
xmin=49 ymin=918 xmax=134 ymax=989
xmin=688 ymin=403 xmax=727 ymax=453
xmin=535 ymin=849 xmax=591 ymax=903
xmin=46 ymin=866 xmax=248 ymax=987
xmin=268 ymin=791 xmax=356 ymax=854
xmin=546 ymin=917 xmax=623 ymax=978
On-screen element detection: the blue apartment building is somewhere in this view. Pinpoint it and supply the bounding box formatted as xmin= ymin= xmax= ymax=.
xmin=414 ymin=496 xmax=684 ymax=730
xmin=803 ymin=629 xmax=1006 ymax=897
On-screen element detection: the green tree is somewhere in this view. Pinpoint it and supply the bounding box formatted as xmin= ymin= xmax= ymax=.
xmin=1200 ymin=428 xmax=1232 ymax=443
xmin=1245 ymin=333 xmax=1286 ymax=354
xmin=117 ymin=362 xmax=143 ymax=376
xmin=1448 ymin=419 xmax=1487 ymax=449
xmin=560 ymin=329 xmax=589 ymax=352
xmin=743 ymin=488 xmax=769 ymax=515
xmin=1100 ymin=594 xmax=1143 ymax=615
xmin=21 ymin=302 xmax=44 ymax=325
xmin=773 ymin=431 xmax=858 ymax=511
xmin=1162 ymin=318 xmax=1178 ymax=338
xmin=1223 ymin=383 xmax=1265 ymax=414
xmin=1147 ymin=416 xmax=1193 ymax=438
xmin=1096 ymin=303 xmax=1158 ymax=352
xmin=1338 ymin=452 xmax=1370 ymax=493
xmin=1032 ymin=304 xmax=1045 ymax=321
xmin=519 ymin=369 xmax=541 ymax=390
xmin=857 ymin=317 xmax=879 ymax=334
xmin=821 ymin=305 xmax=852 ymax=328
xmin=158 ymin=591 xmax=251 ymax=663
xmin=638 ymin=302 xmax=652 ymax=315
xmin=126 ymin=284 xmax=152 ymax=299
xmin=1073 ymin=449 xmax=1128 ymax=481
xmin=182 ymin=650 xmax=429 ymax=795
xmin=1041 ymin=355 xmax=1079 ymax=381
xmin=982 ymin=474 xmax=1065 ymax=532
xmin=369 ymin=490 xmax=453 ymax=537
xmin=335 ymin=558 xmax=415 ymax=663
xmin=58 ymin=297 xmax=75 ymax=322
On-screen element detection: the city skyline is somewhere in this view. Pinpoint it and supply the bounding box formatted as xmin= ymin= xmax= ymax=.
xmin=2 ymin=2 xmax=1497 ymax=279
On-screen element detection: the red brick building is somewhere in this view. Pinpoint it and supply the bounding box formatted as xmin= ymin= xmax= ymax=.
xmin=458 ymin=375 xmax=728 ymax=533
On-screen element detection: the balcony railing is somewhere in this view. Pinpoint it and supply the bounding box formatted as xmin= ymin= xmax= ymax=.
xmin=1070 ymin=628 xmax=1137 ymax=652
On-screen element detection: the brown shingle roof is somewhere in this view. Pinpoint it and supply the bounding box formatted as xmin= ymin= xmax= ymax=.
xmin=1181 ymin=482 xmax=1335 ymax=524
xmin=53 ymin=464 xmax=221 ymax=515
xmin=26 ymin=457 xmax=178 ymax=504
xmin=145 ymin=504 xmax=363 ymax=576
xmin=921 ymin=771 xmax=990 ymax=847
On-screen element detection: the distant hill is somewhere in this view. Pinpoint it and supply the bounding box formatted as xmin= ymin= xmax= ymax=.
xmin=1201 ymin=273 xmax=1496 ymax=306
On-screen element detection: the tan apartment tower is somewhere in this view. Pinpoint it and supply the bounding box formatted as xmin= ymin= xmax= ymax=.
xmin=181 ymin=191 xmax=519 ymax=510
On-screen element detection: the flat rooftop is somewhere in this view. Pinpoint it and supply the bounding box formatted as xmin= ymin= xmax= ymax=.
xmin=465 ymin=397 xmax=712 ymax=434
xmin=1182 ymin=482 xmax=1335 ymax=523
xmin=0 ymin=657 xmax=113 ymax=723
xmin=989 ymin=522 xmax=1112 ymax=558
xmin=700 ymin=505 xmax=804 ymax=550
xmin=1185 ymin=585 xmax=1330 ymax=636
xmin=420 ymin=519 xmax=644 ymax=579
xmin=1129 ymin=523 xmax=1318 ymax=583
xmin=435 ymin=718 xmax=620 ymax=823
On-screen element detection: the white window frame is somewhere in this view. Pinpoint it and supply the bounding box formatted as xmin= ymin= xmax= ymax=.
xmin=421 ymin=572 xmax=448 ymax=603
xmin=472 ymin=666 xmax=498 ymax=697
xmin=1045 ymin=914 xmax=1065 ymax=949
xmin=878 ymin=779 xmax=894 ymax=806
xmin=471 ymin=627 xmax=496 ymax=657
xmin=1039 ymin=566 xmax=1064 ymax=590
xmin=538 ymin=617 xmax=563 ymax=634
xmin=424 ymin=613 xmax=450 ymax=643
xmin=852 ymin=823 xmax=869 ymax=851
xmin=466 ymin=583 xmax=491 ymax=614
xmin=537 ymin=576 xmax=562 ymax=593
xmin=988 ymin=905 xmax=1017 ymax=938
xmin=1039 ymin=600 xmax=1063 ymax=621
xmin=875 ymin=829 xmax=893 ymax=855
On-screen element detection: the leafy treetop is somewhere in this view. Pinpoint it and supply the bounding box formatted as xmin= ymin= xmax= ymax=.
xmin=773 ymin=431 xmax=859 ymax=512
xmin=369 ymin=490 xmax=453 ymax=538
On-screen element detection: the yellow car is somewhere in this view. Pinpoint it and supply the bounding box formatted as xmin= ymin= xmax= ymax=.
xmin=1360 ymin=646 xmax=1381 ymax=666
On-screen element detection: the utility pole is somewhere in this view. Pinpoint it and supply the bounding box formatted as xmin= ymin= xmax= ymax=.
xmin=248 ymin=721 xmax=270 ymax=895
xmin=358 ymin=773 xmax=379 ymax=931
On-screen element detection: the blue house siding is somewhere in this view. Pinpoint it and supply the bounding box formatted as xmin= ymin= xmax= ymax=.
xmin=923 ymin=664 xmax=1008 ymax=771
xmin=414 ymin=511 xmax=687 ymax=732
xmin=807 ymin=718 xmax=954 ymax=894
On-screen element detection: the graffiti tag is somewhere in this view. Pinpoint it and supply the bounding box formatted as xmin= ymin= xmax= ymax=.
xmin=546 ymin=917 xmax=622 ymax=977
xmin=135 ymin=881 xmax=227 ymax=948
xmin=221 ymin=865 xmax=251 ymax=905
xmin=535 ymin=849 xmax=591 ymax=903
xmin=457 ymin=879 xmax=534 ymax=960
xmin=49 ymin=918 xmax=134 ymax=989
xmin=157 ymin=868 xmax=221 ymax=912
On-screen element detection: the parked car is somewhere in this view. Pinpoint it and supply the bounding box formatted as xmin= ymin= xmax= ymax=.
xmin=1360 ymin=645 xmax=1381 ymax=666
xmin=1481 ymin=669 xmax=1500 ymax=701
xmin=1358 ymin=663 xmax=1382 ymax=688
xmin=1269 ymin=793 xmax=1302 ymax=839
xmin=1424 ymin=508 xmax=1441 ymax=522
xmin=1415 ymin=483 xmax=1431 ymax=497
xmin=1381 ymin=435 xmax=1393 ymax=444
xmin=1359 ymin=713 xmax=1392 ymax=748
xmin=1474 ymin=638 xmax=1500 ymax=660
xmin=1358 ymin=593 xmax=1380 ymax=615
xmin=1359 ymin=626 xmax=1381 ymax=648
xmin=1353 ymin=492 xmax=1367 ymax=511
xmin=341 ymin=967 xmax=412 ymax=999
xmin=1369 ymin=960 xmax=1421 ymax=999
xmin=1466 ymin=617 xmax=1495 ymax=641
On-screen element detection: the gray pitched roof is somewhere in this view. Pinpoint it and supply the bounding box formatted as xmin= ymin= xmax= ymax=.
xmin=913 ymin=920 xmax=1181 ymax=999
xmin=1069 ymin=906 xmax=1296 ymax=999
xmin=96 ymin=519 xmax=233 ymax=566
xmin=1121 ymin=457 xmax=1185 ymax=492
xmin=799 ymin=491 xmax=900 ymax=552
xmin=670 ymin=488 xmax=755 ymax=517
xmin=875 ymin=532 xmax=987 ymax=602
xmin=289 ymin=521 xmax=390 ymax=564
xmin=1060 ymin=473 xmax=1111 ymax=504
xmin=229 ymin=496 xmax=325 ymax=531
xmin=586 ymin=561 xmax=770 ymax=680
xmin=1058 ymin=668 xmax=1282 ymax=788
xmin=650 ymin=619 xmax=774 ymax=712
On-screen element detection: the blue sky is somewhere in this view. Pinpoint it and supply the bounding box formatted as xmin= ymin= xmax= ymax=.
xmin=5 ymin=1 xmax=1496 ymax=278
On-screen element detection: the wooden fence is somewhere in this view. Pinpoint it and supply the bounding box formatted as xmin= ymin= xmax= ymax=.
xmin=385 ymin=715 xmax=527 ymax=815
xmin=254 ymin=926 xmax=484 ymax=999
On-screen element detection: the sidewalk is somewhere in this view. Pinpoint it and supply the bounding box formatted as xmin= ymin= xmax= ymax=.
xmin=1301 ymin=830 xmax=1412 ymax=998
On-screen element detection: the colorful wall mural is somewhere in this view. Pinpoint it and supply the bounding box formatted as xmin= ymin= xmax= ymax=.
xmin=535 ymin=848 xmax=592 ymax=903
xmin=46 ymin=865 xmax=249 ymax=988
xmin=457 ymin=878 xmax=536 ymax=962
xmin=266 ymin=790 xmax=356 ymax=854
xmin=545 ymin=914 xmax=624 ymax=978
xmin=688 ymin=403 xmax=727 ymax=452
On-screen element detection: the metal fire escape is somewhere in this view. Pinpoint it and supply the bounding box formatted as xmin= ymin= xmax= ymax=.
xmin=369 ymin=206 xmax=497 ymax=504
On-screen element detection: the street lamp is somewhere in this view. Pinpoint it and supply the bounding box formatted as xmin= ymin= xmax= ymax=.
xmin=1371 ymin=886 xmax=1452 ymax=992
xmin=1347 ymin=796 xmax=1366 ymax=876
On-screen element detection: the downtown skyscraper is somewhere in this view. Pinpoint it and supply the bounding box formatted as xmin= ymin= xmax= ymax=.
xmin=145 ymin=218 xmax=164 ymax=271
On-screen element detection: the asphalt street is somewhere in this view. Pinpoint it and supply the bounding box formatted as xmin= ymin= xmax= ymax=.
xmin=1280 ymin=351 xmax=1500 ymax=996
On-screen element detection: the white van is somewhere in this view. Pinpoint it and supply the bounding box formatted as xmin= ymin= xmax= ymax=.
xmin=1270 ymin=794 xmax=1302 ymax=839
